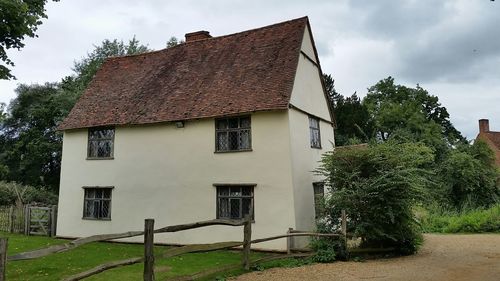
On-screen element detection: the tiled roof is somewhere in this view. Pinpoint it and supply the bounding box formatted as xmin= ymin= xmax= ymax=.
xmin=58 ymin=17 xmax=309 ymax=130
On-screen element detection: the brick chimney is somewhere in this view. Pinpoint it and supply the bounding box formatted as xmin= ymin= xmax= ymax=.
xmin=185 ymin=31 xmax=211 ymax=42
xmin=479 ymin=119 xmax=490 ymax=133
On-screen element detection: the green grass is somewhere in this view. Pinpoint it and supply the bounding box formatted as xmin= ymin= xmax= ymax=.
xmin=417 ymin=204 xmax=500 ymax=233
xmin=1 ymin=232 xmax=268 ymax=280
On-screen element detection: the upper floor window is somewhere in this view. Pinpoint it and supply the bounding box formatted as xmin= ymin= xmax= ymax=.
xmin=215 ymin=116 xmax=251 ymax=152
xmin=216 ymin=185 xmax=254 ymax=220
xmin=88 ymin=127 xmax=114 ymax=158
xmin=83 ymin=187 xmax=112 ymax=220
xmin=309 ymin=116 xmax=321 ymax=148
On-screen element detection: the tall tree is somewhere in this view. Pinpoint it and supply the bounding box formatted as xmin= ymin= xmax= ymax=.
xmin=0 ymin=38 xmax=150 ymax=190
xmin=363 ymin=77 xmax=465 ymax=157
xmin=0 ymin=0 xmax=59 ymax=79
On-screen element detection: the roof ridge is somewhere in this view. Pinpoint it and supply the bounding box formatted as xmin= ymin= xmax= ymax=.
xmin=104 ymin=16 xmax=309 ymax=61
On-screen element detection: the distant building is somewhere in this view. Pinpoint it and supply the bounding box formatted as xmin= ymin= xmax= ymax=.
xmin=476 ymin=119 xmax=500 ymax=167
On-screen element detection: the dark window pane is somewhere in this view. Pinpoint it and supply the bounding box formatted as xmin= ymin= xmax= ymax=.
xmin=242 ymin=198 xmax=252 ymax=217
xmin=216 ymin=119 xmax=228 ymax=130
xmin=230 ymin=199 xmax=240 ymax=219
xmin=230 ymin=187 xmax=241 ymax=196
xmin=219 ymin=198 xmax=229 ymax=218
xmin=228 ymin=131 xmax=238 ymax=150
xmin=242 ymin=188 xmax=252 ymax=196
xmin=218 ymin=187 xmax=229 ymax=196
xmin=228 ymin=118 xmax=239 ymax=128
xmin=217 ymin=132 xmax=228 ymax=151
xmin=240 ymin=130 xmax=250 ymax=149
xmin=240 ymin=117 xmax=250 ymax=128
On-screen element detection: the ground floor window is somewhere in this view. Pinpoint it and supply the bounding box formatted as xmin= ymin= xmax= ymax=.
xmin=313 ymin=182 xmax=325 ymax=219
xmin=216 ymin=185 xmax=254 ymax=220
xmin=83 ymin=187 xmax=112 ymax=220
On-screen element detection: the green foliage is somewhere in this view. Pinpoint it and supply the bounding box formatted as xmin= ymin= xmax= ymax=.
xmin=0 ymin=38 xmax=150 ymax=191
xmin=0 ymin=181 xmax=57 ymax=206
xmin=317 ymin=141 xmax=433 ymax=254
xmin=438 ymin=140 xmax=500 ymax=209
xmin=363 ymin=77 xmax=465 ymax=159
xmin=418 ymin=204 xmax=500 ymax=233
xmin=166 ymin=36 xmax=184 ymax=48
xmin=0 ymin=0 xmax=59 ymax=79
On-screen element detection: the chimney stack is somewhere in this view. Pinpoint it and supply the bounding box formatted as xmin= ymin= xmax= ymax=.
xmin=185 ymin=31 xmax=211 ymax=42
xmin=479 ymin=119 xmax=490 ymax=133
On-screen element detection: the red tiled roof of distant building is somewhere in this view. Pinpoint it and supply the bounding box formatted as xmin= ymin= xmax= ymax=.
xmin=58 ymin=17 xmax=310 ymax=130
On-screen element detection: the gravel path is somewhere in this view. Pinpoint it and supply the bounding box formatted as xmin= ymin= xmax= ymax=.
xmin=232 ymin=234 xmax=500 ymax=281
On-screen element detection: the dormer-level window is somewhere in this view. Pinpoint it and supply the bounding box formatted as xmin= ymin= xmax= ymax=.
xmin=215 ymin=116 xmax=251 ymax=152
xmin=88 ymin=127 xmax=114 ymax=159
xmin=309 ymin=116 xmax=321 ymax=149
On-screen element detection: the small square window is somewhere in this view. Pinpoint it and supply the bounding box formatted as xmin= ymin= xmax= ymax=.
xmin=215 ymin=116 xmax=251 ymax=152
xmin=88 ymin=127 xmax=114 ymax=158
xmin=216 ymin=186 xmax=254 ymax=220
xmin=83 ymin=187 xmax=112 ymax=220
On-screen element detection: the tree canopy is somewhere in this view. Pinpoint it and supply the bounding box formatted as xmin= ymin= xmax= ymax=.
xmin=0 ymin=0 xmax=59 ymax=79
xmin=0 ymin=38 xmax=150 ymax=191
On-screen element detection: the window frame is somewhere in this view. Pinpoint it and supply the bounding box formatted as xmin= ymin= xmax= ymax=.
xmin=215 ymin=184 xmax=255 ymax=221
xmin=82 ymin=186 xmax=113 ymax=220
xmin=87 ymin=127 xmax=115 ymax=160
xmin=214 ymin=116 xmax=252 ymax=153
xmin=309 ymin=116 xmax=321 ymax=149
xmin=313 ymin=182 xmax=325 ymax=219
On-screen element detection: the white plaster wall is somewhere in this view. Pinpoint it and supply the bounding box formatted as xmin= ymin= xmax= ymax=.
xmin=289 ymin=28 xmax=330 ymax=121
xmin=287 ymin=25 xmax=335 ymax=248
xmin=57 ymin=111 xmax=297 ymax=250
xmin=300 ymin=26 xmax=317 ymax=63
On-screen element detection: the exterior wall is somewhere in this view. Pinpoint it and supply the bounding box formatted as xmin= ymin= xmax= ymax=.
xmin=289 ymin=27 xmax=330 ymax=121
xmin=476 ymin=133 xmax=500 ymax=167
xmin=287 ymin=25 xmax=335 ymax=247
xmin=57 ymin=111 xmax=297 ymax=250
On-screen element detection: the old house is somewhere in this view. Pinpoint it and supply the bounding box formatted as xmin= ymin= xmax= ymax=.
xmin=476 ymin=119 xmax=500 ymax=167
xmin=56 ymin=17 xmax=334 ymax=250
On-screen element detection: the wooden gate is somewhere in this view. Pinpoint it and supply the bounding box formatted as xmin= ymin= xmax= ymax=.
xmin=24 ymin=205 xmax=57 ymax=237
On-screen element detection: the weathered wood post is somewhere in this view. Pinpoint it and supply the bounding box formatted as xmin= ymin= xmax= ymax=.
xmin=50 ymin=205 xmax=57 ymax=237
xmin=341 ymin=210 xmax=347 ymax=250
xmin=8 ymin=206 xmax=14 ymax=233
xmin=24 ymin=204 xmax=30 ymax=236
xmin=143 ymin=219 xmax=155 ymax=281
xmin=0 ymin=238 xmax=7 ymax=281
xmin=286 ymin=228 xmax=293 ymax=255
xmin=242 ymin=210 xmax=252 ymax=270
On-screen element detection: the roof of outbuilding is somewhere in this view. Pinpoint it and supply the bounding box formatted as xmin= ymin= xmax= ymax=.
xmin=58 ymin=17 xmax=311 ymax=130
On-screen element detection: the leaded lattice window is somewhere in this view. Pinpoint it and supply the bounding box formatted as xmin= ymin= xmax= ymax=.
xmin=215 ymin=116 xmax=251 ymax=152
xmin=88 ymin=127 xmax=114 ymax=158
xmin=217 ymin=186 xmax=254 ymax=220
xmin=83 ymin=187 xmax=112 ymax=220
xmin=313 ymin=182 xmax=325 ymax=219
xmin=309 ymin=117 xmax=321 ymax=148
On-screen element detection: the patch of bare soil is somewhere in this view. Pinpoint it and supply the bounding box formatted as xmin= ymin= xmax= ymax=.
xmin=232 ymin=234 xmax=500 ymax=281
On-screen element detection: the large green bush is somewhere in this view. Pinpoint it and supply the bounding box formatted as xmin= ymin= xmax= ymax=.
xmin=317 ymin=141 xmax=434 ymax=255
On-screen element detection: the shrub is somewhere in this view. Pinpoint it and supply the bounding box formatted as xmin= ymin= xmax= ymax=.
xmin=0 ymin=181 xmax=58 ymax=206
xmin=317 ymin=141 xmax=433 ymax=255
xmin=419 ymin=204 xmax=500 ymax=233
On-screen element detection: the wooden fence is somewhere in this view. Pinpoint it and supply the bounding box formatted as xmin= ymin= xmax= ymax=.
xmin=0 ymin=206 xmax=25 ymax=234
xmin=2 ymin=208 xmax=347 ymax=281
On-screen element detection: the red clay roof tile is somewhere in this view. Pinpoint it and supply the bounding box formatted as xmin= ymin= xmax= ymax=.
xmin=58 ymin=17 xmax=309 ymax=130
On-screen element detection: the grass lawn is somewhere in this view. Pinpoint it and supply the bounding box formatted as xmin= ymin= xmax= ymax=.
xmin=2 ymin=232 xmax=269 ymax=280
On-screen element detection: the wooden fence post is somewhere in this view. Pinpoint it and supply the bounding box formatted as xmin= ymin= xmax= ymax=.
xmin=143 ymin=219 xmax=155 ymax=281
xmin=242 ymin=213 xmax=252 ymax=270
xmin=341 ymin=210 xmax=347 ymax=250
xmin=8 ymin=206 xmax=14 ymax=233
xmin=24 ymin=205 xmax=30 ymax=236
xmin=286 ymin=228 xmax=293 ymax=255
xmin=50 ymin=205 xmax=57 ymax=237
xmin=0 ymin=238 xmax=7 ymax=281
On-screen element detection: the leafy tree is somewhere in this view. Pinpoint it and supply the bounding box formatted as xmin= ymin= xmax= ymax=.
xmin=0 ymin=0 xmax=59 ymax=79
xmin=166 ymin=36 xmax=184 ymax=48
xmin=439 ymin=140 xmax=500 ymax=209
xmin=0 ymin=38 xmax=150 ymax=191
xmin=317 ymin=141 xmax=434 ymax=254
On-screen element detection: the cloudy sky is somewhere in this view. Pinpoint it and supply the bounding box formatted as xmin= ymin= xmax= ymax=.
xmin=1 ymin=0 xmax=499 ymax=139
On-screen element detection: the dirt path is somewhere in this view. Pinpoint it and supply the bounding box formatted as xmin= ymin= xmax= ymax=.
xmin=233 ymin=234 xmax=500 ymax=281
